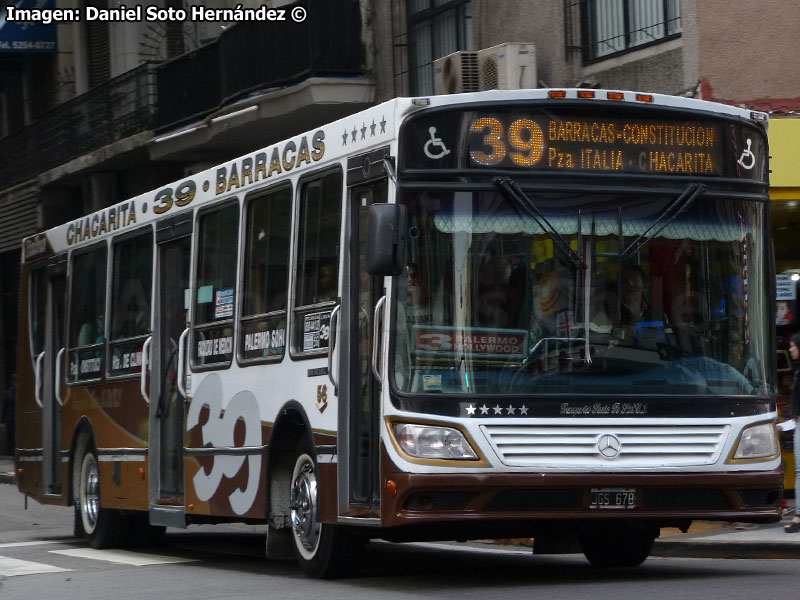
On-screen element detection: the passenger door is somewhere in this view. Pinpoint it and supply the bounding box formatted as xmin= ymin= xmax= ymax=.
xmin=149 ymin=213 xmax=192 ymax=525
xmin=43 ymin=256 xmax=67 ymax=496
xmin=339 ymin=149 xmax=389 ymax=518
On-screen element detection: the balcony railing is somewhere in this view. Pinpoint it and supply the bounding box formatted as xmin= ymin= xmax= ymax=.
xmin=0 ymin=0 xmax=364 ymax=190
xmin=0 ymin=64 xmax=157 ymax=190
xmin=157 ymin=0 xmax=363 ymax=129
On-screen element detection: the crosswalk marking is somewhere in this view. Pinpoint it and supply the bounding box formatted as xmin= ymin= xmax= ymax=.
xmin=49 ymin=548 xmax=199 ymax=566
xmin=0 ymin=541 xmax=73 ymax=549
xmin=0 ymin=556 xmax=72 ymax=577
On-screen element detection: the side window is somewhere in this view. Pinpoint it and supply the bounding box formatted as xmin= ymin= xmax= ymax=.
xmin=109 ymin=231 xmax=153 ymax=377
xmin=29 ymin=267 xmax=47 ymax=359
xmin=193 ymin=203 xmax=239 ymax=367
xmin=240 ymin=186 xmax=292 ymax=363
xmin=68 ymin=245 xmax=107 ymax=382
xmin=292 ymin=170 xmax=343 ymax=355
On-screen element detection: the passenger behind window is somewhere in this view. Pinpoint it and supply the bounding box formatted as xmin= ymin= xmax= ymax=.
xmin=475 ymin=255 xmax=514 ymax=328
xmin=78 ymin=313 xmax=105 ymax=347
xmin=617 ymin=265 xmax=665 ymax=347
xmin=532 ymin=269 xmax=574 ymax=339
xmin=670 ymin=291 xmax=707 ymax=355
xmin=116 ymin=280 xmax=149 ymax=338
xmin=312 ymin=260 xmax=338 ymax=304
xmin=406 ymin=263 xmax=432 ymax=325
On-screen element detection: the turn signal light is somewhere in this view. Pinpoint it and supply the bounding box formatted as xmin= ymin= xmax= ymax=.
xmin=607 ymin=91 xmax=625 ymax=100
xmin=636 ymin=94 xmax=654 ymax=103
xmin=548 ymin=90 xmax=567 ymax=99
xmin=386 ymin=480 xmax=398 ymax=497
xmin=577 ymin=90 xmax=595 ymax=99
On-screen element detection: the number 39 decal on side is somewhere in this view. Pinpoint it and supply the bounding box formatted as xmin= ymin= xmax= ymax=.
xmin=153 ymin=179 xmax=197 ymax=215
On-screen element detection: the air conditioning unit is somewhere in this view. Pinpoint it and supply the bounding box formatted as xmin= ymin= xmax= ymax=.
xmin=477 ymin=43 xmax=537 ymax=91
xmin=433 ymin=50 xmax=479 ymax=95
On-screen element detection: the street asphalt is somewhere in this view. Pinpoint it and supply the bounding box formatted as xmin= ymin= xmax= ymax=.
xmin=2 ymin=455 xmax=799 ymax=560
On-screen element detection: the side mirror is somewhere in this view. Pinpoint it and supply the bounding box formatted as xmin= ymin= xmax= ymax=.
xmin=366 ymin=203 xmax=407 ymax=276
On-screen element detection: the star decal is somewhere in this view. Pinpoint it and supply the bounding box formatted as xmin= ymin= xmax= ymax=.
xmin=466 ymin=404 xmax=476 ymax=415
xmin=370 ymin=119 xmax=377 ymax=136
xmin=360 ymin=123 xmax=367 ymax=139
xmin=380 ymin=116 xmax=387 ymax=133
xmin=479 ymin=404 xmax=489 ymax=415
xmin=351 ymin=127 xmax=357 ymax=142
xmin=493 ymin=404 xmax=503 ymax=415
xmin=506 ymin=405 xmax=516 ymax=415
xmin=342 ymin=129 xmax=348 ymax=145
xmin=519 ymin=405 xmax=529 ymax=415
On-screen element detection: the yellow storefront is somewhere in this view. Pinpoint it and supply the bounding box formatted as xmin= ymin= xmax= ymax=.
xmin=769 ymin=117 xmax=800 ymax=492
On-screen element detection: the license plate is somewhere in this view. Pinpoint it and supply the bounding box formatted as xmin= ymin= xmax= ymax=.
xmin=589 ymin=487 xmax=636 ymax=509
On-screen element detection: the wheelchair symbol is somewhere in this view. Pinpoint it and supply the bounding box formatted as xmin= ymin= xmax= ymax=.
xmin=737 ymin=138 xmax=755 ymax=170
xmin=423 ymin=127 xmax=451 ymax=160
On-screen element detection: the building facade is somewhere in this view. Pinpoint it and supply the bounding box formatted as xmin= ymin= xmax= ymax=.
xmin=2 ymin=0 xmax=800 ymax=390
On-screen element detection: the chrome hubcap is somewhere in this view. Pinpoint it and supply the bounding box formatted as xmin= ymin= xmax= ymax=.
xmin=290 ymin=457 xmax=320 ymax=552
xmin=81 ymin=454 xmax=99 ymax=532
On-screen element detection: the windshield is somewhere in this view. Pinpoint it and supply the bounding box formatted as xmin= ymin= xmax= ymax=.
xmin=392 ymin=188 xmax=773 ymax=397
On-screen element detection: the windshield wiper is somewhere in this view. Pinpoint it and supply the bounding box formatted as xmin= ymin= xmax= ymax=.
xmin=621 ymin=183 xmax=706 ymax=258
xmin=494 ymin=177 xmax=587 ymax=270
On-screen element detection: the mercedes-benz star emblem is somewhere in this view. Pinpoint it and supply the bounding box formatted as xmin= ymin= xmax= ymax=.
xmin=597 ymin=434 xmax=622 ymax=459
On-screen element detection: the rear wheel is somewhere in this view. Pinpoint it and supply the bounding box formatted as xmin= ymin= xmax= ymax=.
xmin=78 ymin=449 xmax=130 ymax=548
xmin=579 ymin=522 xmax=655 ymax=568
xmin=290 ymin=444 xmax=361 ymax=578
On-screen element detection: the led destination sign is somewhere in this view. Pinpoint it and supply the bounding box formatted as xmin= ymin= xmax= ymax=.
xmin=403 ymin=108 xmax=766 ymax=181
xmin=469 ymin=116 xmax=720 ymax=175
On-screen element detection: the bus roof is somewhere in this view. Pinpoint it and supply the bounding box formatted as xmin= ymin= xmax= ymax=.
xmin=22 ymin=88 xmax=767 ymax=262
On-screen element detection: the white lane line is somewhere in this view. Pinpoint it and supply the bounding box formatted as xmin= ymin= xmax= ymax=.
xmin=0 ymin=555 xmax=72 ymax=577
xmin=50 ymin=548 xmax=199 ymax=566
xmin=0 ymin=541 xmax=74 ymax=549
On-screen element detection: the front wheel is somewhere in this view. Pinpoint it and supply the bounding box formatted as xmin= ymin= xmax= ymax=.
xmin=579 ymin=523 xmax=655 ymax=568
xmin=290 ymin=446 xmax=361 ymax=578
xmin=78 ymin=449 xmax=130 ymax=548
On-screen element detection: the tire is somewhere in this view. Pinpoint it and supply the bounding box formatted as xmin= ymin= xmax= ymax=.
xmin=579 ymin=523 xmax=655 ymax=568
xmin=77 ymin=449 xmax=130 ymax=548
xmin=290 ymin=443 xmax=361 ymax=578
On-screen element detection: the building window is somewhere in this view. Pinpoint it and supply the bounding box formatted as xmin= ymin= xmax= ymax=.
xmin=407 ymin=0 xmax=471 ymax=95
xmin=578 ymin=0 xmax=681 ymax=61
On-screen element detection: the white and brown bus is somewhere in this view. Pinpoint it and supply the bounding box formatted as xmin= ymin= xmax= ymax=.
xmin=15 ymin=89 xmax=781 ymax=577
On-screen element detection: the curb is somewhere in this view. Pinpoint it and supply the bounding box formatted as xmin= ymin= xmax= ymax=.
xmin=0 ymin=472 xmax=14 ymax=484
xmin=653 ymin=539 xmax=800 ymax=560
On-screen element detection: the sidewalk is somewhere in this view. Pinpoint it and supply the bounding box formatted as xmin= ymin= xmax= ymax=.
xmin=653 ymin=512 xmax=800 ymax=559
xmin=2 ymin=453 xmax=799 ymax=559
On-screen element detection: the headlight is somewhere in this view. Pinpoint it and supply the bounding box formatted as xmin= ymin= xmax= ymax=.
xmin=392 ymin=423 xmax=479 ymax=460
xmin=732 ymin=422 xmax=779 ymax=460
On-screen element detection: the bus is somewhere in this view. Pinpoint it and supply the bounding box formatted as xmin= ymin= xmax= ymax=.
xmin=16 ymin=88 xmax=781 ymax=577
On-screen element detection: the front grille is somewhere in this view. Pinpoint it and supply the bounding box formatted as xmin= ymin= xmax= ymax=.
xmin=481 ymin=423 xmax=729 ymax=468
